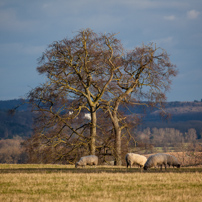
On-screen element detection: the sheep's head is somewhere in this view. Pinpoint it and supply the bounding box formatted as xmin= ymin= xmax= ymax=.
xmin=177 ymin=164 xmax=180 ymax=168
xmin=75 ymin=162 xmax=80 ymax=168
xmin=143 ymin=166 xmax=148 ymax=170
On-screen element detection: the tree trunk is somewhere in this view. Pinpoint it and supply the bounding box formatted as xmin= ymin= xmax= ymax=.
xmin=113 ymin=117 xmax=122 ymax=166
xmin=89 ymin=106 xmax=96 ymax=155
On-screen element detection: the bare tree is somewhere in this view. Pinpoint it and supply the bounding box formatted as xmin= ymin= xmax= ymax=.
xmin=26 ymin=85 xmax=91 ymax=163
xmin=103 ymin=44 xmax=177 ymax=165
xmin=26 ymin=30 xmax=177 ymax=165
xmin=28 ymin=29 xmax=123 ymax=158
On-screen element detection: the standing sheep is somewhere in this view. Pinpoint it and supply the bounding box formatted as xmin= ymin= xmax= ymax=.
xmin=125 ymin=153 xmax=147 ymax=169
xmin=143 ymin=153 xmax=180 ymax=170
xmin=75 ymin=155 xmax=98 ymax=168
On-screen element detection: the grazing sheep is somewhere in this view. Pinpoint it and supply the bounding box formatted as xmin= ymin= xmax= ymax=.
xmin=143 ymin=153 xmax=167 ymax=170
xmin=75 ymin=155 xmax=98 ymax=168
xmin=143 ymin=153 xmax=180 ymax=170
xmin=166 ymin=154 xmax=181 ymax=168
xmin=125 ymin=153 xmax=147 ymax=169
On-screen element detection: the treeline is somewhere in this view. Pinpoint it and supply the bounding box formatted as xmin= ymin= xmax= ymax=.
xmin=1 ymin=99 xmax=202 ymax=140
xmin=137 ymin=120 xmax=202 ymax=139
xmin=1 ymin=127 xmax=202 ymax=164
xmin=0 ymin=136 xmax=27 ymax=163
xmin=134 ymin=127 xmax=201 ymax=148
xmin=1 ymin=110 xmax=202 ymax=140
xmin=0 ymin=98 xmax=202 ymax=164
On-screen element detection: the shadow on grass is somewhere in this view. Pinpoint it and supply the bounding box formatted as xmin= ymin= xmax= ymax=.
xmin=0 ymin=167 xmax=202 ymax=174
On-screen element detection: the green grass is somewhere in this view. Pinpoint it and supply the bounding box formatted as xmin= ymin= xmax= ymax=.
xmin=0 ymin=164 xmax=202 ymax=202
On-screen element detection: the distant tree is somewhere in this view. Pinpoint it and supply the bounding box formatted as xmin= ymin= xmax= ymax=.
xmin=185 ymin=128 xmax=197 ymax=142
xmin=0 ymin=136 xmax=27 ymax=163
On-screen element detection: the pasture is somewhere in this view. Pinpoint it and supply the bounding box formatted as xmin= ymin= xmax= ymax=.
xmin=0 ymin=164 xmax=202 ymax=202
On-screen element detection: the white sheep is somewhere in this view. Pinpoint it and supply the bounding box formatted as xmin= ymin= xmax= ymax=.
xmin=125 ymin=153 xmax=147 ymax=169
xmin=75 ymin=155 xmax=98 ymax=168
xmin=143 ymin=153 xmax=180 ymax=170
xmin=84 ymin=113 xmax=91 ymax=120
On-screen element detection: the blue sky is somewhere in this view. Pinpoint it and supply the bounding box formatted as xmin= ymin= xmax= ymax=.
xmin=0 ymin=0 xmax=201 ymax=101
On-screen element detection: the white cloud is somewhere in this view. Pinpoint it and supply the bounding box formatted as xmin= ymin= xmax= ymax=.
xmin=164 ymin=15 xmax=176 ymax=21
xmin=187 ymin=10 xmax=200 ymax=19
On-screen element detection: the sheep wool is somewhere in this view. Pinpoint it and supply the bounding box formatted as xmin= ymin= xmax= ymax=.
xmin=166 ymin=154 xmax=181 ymax=168
xmin=125 ymin=153 xmax=147 ymax=168
xmin=143 ymin=153 xmax=180 ymax=170
xmin=75 ymin=155 xmax=98 ymax=168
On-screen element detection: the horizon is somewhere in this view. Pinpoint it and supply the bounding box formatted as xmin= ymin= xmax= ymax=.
xmin=1 ymin=98 xmax=202 ymax=103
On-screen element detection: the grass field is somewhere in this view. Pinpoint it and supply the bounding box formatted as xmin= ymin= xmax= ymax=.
xmin=0 ymin=164 xmax=202 ymax=202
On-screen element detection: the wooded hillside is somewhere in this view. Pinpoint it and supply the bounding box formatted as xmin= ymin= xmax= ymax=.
xmin=0 ymin=99 xmax=202 ymax=164
xmin=0 ymin=99 xmax=202 ymax=140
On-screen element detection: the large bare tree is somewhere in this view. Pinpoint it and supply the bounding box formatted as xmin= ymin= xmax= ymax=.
xmin=26 ymin=30 xmax=177 ymax=165
xmin=28 ymin=29 xmax=123 ymax=157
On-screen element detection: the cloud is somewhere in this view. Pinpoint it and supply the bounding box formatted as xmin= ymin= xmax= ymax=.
xmin=164 ymin=15 xmax=176 ymax=21
xmin=187 ymin=10 xmax=200 ymax=19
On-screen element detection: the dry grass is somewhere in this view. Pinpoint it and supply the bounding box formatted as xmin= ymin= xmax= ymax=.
xmin=0 ymin=164 xmax=202 ymax=202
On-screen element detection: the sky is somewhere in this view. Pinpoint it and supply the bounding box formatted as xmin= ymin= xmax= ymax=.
xmin=0 ymin=0 xmax=202 ymax=102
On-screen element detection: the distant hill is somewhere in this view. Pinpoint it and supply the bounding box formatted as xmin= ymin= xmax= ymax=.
xmin=121 ymin=101 xmax=202 ymax=121
xmin=0 ymin=99 xmax=202 ymax=139
xmin=0 ymin=99 xmax=31 ymax=111
xmin=119 ymin=101 xmax=202 ymax=137
xmin=146 ymin=101 xmax=202 ymax=122
xmin=151 ymin=101 xmax=202 ymax=115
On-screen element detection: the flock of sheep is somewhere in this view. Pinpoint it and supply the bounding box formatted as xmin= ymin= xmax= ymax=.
xmin=75 ymin=153 xmax=181 ymax=170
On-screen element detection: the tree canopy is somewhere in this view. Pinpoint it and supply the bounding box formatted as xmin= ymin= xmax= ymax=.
xmin=25 ymin=29 xmax=177 ymax=165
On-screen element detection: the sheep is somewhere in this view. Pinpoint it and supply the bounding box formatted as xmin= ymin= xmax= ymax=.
xmin=143 ymin=153 xmax=180 ymax=170
xmin=143 ymin=153 xmax=167 ymax=171
xmin=125 ymin=153 xmax=147 ymax=169
xmin=75 ymin=155 xmax=98 ymax=168
xmin=166 ymin=154 xmax=181 ymax=168
xmin=84 ymin=113 xmax=91 ymax=120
